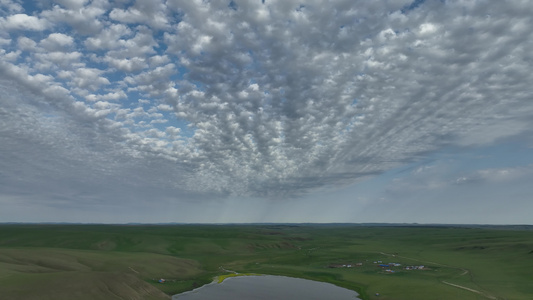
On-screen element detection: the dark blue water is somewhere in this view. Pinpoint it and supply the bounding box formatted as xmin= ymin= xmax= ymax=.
xmin=172 ymin=275 xmax=361 ymax=300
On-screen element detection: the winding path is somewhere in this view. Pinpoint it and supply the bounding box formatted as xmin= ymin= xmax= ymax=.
xmin=219 ymin=266 xmax=237 ymax=274
xmin=441 ymin=281 xmax=497 ymax=299
xmin=378 ymin=252 xmax=498 ymax=299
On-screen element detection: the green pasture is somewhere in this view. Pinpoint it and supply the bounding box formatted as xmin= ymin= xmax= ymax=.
xmin=0 ymin=224 xmax=531 ymax=299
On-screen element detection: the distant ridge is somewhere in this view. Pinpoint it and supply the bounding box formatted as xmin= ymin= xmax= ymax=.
xmin=1 ymin=222 xmax=532 ymax=230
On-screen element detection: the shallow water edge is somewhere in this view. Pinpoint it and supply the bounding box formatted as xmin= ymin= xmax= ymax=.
xmin=172 ymin=274 xmax=361 ymax=300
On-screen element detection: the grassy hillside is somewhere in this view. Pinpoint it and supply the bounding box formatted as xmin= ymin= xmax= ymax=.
xmin=0 ymin=224 xmax=532 ymax=299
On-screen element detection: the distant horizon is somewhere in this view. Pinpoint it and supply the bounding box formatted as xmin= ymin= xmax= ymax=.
xmin=2 ymin=222 xmax=532 ymax=227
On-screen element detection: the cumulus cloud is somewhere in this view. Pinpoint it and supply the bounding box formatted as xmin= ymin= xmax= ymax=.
xmin=55 ymin=0 xmax=89 ymax=10
xmin=40 ymin=33 xmax=74 ymax=51
xmin=0 ymin=0 xmax=23 ymax=14
xmin=17 ymin=36 xmax=37 ymax=51
xmin=84 ymin=23 xmax=133 ymax=50
xmin=70 ymin=67 xmax=110 ymax=91
xmin=0 ymin=14 xmax=50 ymax=31
xmin=40 ymin=1 xmax=108 ymax=34
xmin=109 ymin=0 xmax=170 ymax=29
xmin=1 ymin=0 xmax=533 ymax=206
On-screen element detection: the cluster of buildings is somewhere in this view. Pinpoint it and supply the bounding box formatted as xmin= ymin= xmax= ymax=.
xmin=374 ymin=261 xmax=426 ymax=273
xmin=374 ymin=262 xmax=401 ymax=273
xmin=328 ymin=260 xmax=427 ymax=273
xmin=328 ymin=262 xmax=363 ymax=268
xmin=375 ymin=262 xmax=401 ymax=267
xmin=404 ymin=265 xmax=425 ymax=270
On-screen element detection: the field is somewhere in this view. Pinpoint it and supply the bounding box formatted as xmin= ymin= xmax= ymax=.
xmin=0 ymin=224 xmax=532 ymax=299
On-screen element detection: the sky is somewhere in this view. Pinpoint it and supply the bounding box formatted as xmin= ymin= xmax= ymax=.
xmin=1 ymin=0 xmax=532 ymax=224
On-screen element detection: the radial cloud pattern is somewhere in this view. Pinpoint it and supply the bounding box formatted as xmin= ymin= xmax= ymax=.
xmin=1 ymin=0 xmax=533 ymax=208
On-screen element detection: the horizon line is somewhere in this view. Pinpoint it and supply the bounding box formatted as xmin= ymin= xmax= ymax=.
xmin=1 ymin=222 xmax=532 ymax=227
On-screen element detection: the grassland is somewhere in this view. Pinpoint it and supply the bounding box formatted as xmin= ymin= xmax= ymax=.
xmin=0 ymin=224 xmax=532 ymax=299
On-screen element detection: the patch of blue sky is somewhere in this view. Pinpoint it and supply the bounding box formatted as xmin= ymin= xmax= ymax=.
xmin=181 ymin=76 xmax=207 ymax=93
xmin=339 ymin=119 xmax=357 ymax=138
xmin=228 ymin=1 xmax=238 ymax=11
xmin=287 ymin=139 xmax=531 ymax=203
xmin=120 ymin=90 xmax=145 ymax=107
xmin=401 ymin=0 xmax=427 ymax=14
xmin=247 ymin=78 xmax=258 ymax=86
xmin=456 ymin=142 xmax=533 ymax=170
xmin=150 ymin=112 xmax=195 ymax=138
xmin=18 ymin=1 xmax=40 ymax=14
xmin=295 ymin=4 xmax=306 ymax=12
xmin=394 ymin=141 xmax=533 ymax=179
xmin=152 ymin=30 xmax=169 ymax=51
xmin=101 ymin=69 xmax=129 ymax=88
xmin=171 ymin=65 xmax=189 ymax=82
xmin=5 ymin=43 xmax=27 ymax=62
xmin=8 ymin=29 xmax=48 ymax=47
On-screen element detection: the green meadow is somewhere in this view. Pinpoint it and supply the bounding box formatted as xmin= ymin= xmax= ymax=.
xmin=0 ymin=224 xmax=532 ymax=299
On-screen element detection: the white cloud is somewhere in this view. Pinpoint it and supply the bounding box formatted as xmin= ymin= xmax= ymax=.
xmin=17 ymin=36 xmax=37 ymax=51
xmin=1 ymin=49 xmax=19 ymax=61
xmin=34 ymin=51 xmax=82 ymax=70
xmin=126 ymin=63 xmax=176 ymax=95
xmin=84 ymin=23 xmax=132 ymax=50
xmin=105 ymin=56 xmax=147 ymax=72
xmin=70 ymin=67 xmax=110 ymax=91
xmin=109 ymin=0 xmax=170 ymax=29
xmin=0 ymin=37 xmax=10 ymax=46
xmin=0 ymin=0 xmax=23 ymax=14
xmin=55 ymin=0 xmax=90 ymax=10
xmin=165 ymin=126 xmax=181 ymax=137
xmin=149 ymin=55 xmax=170 ymax=67
xmin=85 ymin=90 xmax=127 ymax=102
xmin=418 ymin=23 xmax=438 ymax=35
xmin=0 ymin=14 xmax=50 ymax=31
xmin=41 ymin=1 xmax=107 ymax=35
xmin=157 ymin=104 xmax=173 ymax=111
xmin=40 ymin=33 xmax=74 ymax=51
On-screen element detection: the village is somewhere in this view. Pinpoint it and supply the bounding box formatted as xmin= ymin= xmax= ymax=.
xmin=328 ymin=260 xmax=426 ymax=274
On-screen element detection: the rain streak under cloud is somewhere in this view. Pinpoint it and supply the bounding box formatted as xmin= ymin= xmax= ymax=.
xmin=1 ymin=0 xmax=533 ymax=223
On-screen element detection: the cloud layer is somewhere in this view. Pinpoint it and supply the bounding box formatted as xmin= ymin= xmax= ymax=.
xmin=1 ymin=0 xmax=533 ymax=204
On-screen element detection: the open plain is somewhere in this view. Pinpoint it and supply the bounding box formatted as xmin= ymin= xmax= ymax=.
xmin=0 ymin=224 xmax=532 ymax=300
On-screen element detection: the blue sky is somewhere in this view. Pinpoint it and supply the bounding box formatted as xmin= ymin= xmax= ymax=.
xmin=1 ymin=0 xmax=532 ymax=224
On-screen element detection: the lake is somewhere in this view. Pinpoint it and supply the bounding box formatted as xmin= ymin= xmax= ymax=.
xmin=172 ymin=275 xmax=361 ymax=300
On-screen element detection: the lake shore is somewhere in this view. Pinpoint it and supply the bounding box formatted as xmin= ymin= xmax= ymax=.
xmin=172 ymin=274 xmax=361 ymax=300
